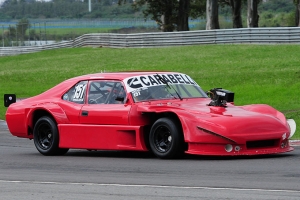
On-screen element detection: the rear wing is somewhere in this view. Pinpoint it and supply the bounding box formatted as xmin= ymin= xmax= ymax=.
xmin=4 ymin=94 xmax=16 ymax=107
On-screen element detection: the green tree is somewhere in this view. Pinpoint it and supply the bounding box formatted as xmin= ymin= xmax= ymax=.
xmin=177 ymin=0 xmax=190 ymax=31
xmin=219 ymin=0 xmax=245 ymax=28
xmin=119 ymin=0 xmax=205 ymax=32
xmin=247 ymin=0 xmax=260 ymax=27
xmin=294 ymin=0 xmax=300 ymax=26
xmin=261 ymin=0 xmax=294 ymax=12
xmin=17 ymin=18 xmax=30 ymax=42
xmin=206 ymin=0 xmax=220 ymax=29
xmin=130 ymin=0 xmax=177 ymax=32
xmin=8 ymin=26 xmax=16 ymax=39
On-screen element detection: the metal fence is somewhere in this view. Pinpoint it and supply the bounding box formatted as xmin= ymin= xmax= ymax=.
xmin=1 ymin=27 xmax=300 ymax=56
xmin=0 ymin=18 xmax=202 ymax=47
xmin=0 ymin=19 xmax=158 ymax=30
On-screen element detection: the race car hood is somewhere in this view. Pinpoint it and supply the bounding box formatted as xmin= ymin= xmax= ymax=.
xmin=193 ymin=101 xmax=287 ymax=139
xmin=137 ymin=98 xmax=290 ymax=143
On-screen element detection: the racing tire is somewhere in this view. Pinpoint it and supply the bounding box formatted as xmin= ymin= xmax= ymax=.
xmin=149 ymin=118 xmax=184 ymax=159
xmin=33 ymin=116 xmax=69 ymax=156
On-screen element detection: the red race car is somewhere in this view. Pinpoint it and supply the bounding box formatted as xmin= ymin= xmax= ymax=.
xmin=4 ymin=72 xmax=296 ymax=158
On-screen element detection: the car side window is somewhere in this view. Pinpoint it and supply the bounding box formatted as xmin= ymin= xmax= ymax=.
xmin=62 ymin=81 xmax=87 ymax=104
xmin=88 ymin=81 xmax=126 ymax=104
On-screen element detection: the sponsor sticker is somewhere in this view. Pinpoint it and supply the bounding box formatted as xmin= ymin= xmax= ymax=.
xmin=124 ymin=73 xmax=198 ymax=92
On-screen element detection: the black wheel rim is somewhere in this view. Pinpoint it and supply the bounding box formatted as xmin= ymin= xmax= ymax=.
xmin=36 ymin=122 xmax=53 ymax=150
xmin=153 ymin=125 xmax=172 ymax=153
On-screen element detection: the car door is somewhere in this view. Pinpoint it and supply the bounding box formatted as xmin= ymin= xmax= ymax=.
xmin=58 ymin=80 xmax=134 ymax=150
xmin=79 ymin=80 xmax=130 ymax=125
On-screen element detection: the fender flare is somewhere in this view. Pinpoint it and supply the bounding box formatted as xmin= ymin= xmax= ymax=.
xmin=26 ymin=103 xmax=69 ymax=131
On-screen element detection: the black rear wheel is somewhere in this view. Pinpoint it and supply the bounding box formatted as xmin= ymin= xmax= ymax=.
xmin=149 ymin=118 xmax=184 ymax=159
xmin=33 ymin=116 xmax=69 ymax=156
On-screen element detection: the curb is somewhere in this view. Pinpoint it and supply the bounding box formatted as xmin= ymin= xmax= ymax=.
xmin=290 ymin=140 xmax=300 ymax=147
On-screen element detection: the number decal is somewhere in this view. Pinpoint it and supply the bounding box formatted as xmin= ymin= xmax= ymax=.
xmin=133 ymin=91 xmax=141 ymax=97
xmin=73 ymin=84 xmax=86 ymax=102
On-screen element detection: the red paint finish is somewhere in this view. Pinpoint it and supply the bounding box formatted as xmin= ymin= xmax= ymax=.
xmin=80 ymin=104 xmax=130 ymax=125
xmin=5 ymin=72 xmax=295 ymax=156
xmin=58 ymin=124 xmax=147 ymax=150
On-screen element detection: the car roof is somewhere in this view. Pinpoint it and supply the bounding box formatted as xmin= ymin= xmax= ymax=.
xmin=71 ymin=71 xmax=176 ymax=82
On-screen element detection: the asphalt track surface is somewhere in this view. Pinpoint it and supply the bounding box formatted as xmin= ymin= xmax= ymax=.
xmin=1 ymin=120 xmax=300 ymax=200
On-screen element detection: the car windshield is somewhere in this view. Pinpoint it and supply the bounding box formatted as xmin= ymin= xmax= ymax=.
xmin=131 ymin=84 xmax=207 ymax=102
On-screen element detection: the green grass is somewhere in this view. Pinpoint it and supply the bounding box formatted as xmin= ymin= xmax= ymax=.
xmin=0 ymin=44 xmax=299 ymax=139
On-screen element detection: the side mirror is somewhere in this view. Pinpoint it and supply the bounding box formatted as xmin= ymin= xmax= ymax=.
xmin=4 ymin=94 xmax=16 ymax=107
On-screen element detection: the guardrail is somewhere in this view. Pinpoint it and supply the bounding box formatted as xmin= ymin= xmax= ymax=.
xmin=0 ymin=41 xmax=73 ymax=56
xmin=1 ymin=27 xmax=300 ymax=56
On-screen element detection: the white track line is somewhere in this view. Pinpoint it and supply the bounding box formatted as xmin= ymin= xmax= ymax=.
xmin=0 ymin=180 xmax=299 ymax=193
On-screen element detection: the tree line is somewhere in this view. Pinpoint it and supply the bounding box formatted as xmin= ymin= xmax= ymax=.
xmin=0 ymin=0 xmax=139 ymax=19
xmin=0 ymin=0 xmax=299 ymax=32
xmin=119 ymin=0 xmax=300 ymax=31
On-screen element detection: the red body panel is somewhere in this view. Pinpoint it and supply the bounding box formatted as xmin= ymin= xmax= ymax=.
xmin=58 ymin=124 xmax=147 ymax=151
xmin=5 ymin=72 xmax=294 ymax=156
xmin=80 ymin=104 xmax=130 ymax=125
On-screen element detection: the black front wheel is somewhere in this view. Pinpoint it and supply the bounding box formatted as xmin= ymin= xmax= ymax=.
xmin=33 ymin=116 xmax=69 ymax=156
xmin=149 ymin=118 xmax=184 ymax=159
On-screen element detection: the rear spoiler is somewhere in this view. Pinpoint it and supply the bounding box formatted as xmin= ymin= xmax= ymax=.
xmin=4 ymin=94 xmax=16 ymax=107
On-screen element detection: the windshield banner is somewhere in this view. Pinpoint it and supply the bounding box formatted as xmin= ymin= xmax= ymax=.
xmin=124 ymin=73 xmax=198 ymax=92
